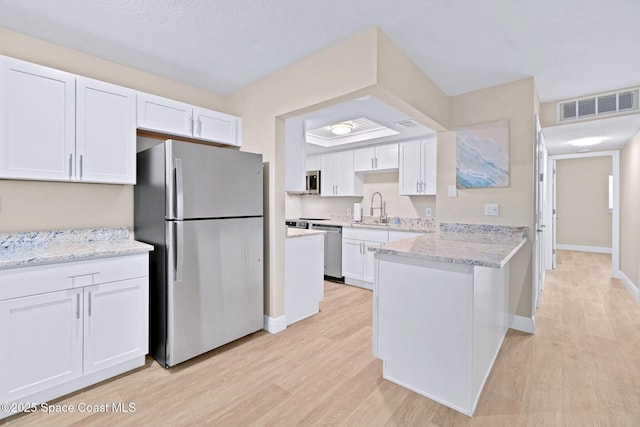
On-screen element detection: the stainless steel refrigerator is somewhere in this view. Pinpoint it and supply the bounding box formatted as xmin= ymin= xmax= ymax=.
xmin=134 ymin=138 xmax=263 ymax=368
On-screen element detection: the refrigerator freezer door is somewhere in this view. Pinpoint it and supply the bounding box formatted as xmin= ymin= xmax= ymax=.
xmin=165 ymin=140 xmax=263 ymax=220
xmin=165 ymin=217 xmax=263 ymax=367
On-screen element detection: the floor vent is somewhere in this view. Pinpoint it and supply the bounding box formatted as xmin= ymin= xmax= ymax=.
xmin=558 ymin=88 xmax=639 ymax=122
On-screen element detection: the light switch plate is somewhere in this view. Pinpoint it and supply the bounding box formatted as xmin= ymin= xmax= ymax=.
xmin=448 ymin=185 xmax=457 ymax=198
xmin=425 ymin=208 xmax=433 ymax=217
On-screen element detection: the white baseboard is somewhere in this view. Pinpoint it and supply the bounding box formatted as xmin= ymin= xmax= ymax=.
xmin=556 ymin=244 xmax=612 ymax=254
xmin=263 ymin=314 xmax=287 ymax=334
xmin=509 ymin=314 xmax=535 ymax=334
xmin=618 ymin=270 xmax=640 ymax=304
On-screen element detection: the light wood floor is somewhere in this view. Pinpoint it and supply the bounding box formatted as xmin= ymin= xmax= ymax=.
xmin=3 ymin=251 xmax=640 ymax=426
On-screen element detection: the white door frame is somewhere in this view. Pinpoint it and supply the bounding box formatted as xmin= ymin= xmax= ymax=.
xmin=547 ymin=150 xmax=621 ymax=278
xmin=533 ymin=116 xmax=548 ymax=311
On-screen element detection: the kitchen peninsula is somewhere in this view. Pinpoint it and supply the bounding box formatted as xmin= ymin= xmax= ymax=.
xmin=371 ymin=223 xmax=527 ymax=416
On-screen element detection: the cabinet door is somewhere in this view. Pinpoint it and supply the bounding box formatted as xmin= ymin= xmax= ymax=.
xmin=422 ymin=140 xmax=438 ymax=195
xmin=353 ymin=147 xmax=375 ymax=172
xmin=83 ymin=278 xmax=148 ymax=375
xmin=399 ymin=140 xmax=422 ymax=195
xmin=137 ymin=92 xmax=193 ymax=138
xmin=321 ymin=153 xmax=337 ymax=197
xmin=0 ymin=57 xmax=75 ymax=181
xmin=0 ymin=289 xmax=83 ymax=402
xmin=335 ymin=150 xmax=357 ymax=196
xmin=375 ymin=144 xmax=399 ymax=170
xmin=363 ymin=241 xmax=383 ymax=285
xmin=342 ymin=239 xmax=364 ymax=279
xmin=194 ymin=107 xmax=241 ymax=146
xmin=76 ymin=77 xmax=136 ymax=184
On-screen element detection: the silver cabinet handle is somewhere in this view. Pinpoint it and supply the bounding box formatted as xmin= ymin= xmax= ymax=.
xmin=79 ymin=155 xmax=84 ymax=179
xmin=174 ymin=158 xmax=184 ymax=220
xmin=416 ymin=181 xmax=419 ymax=192
xmin=189 ymin=116 xmax=194 ymax=134
xmin=69 ymin=154 xmax=73 ymax=179
xmin=76 ymin=294 xmax=80 ymax=319
xmin=371 ymin=158 xmax=374 ymax=169
xmin=175 ymin=221 xmax=184 ymax=282
xmin=375 ymin=157 xmax=378 ymax=169
xmin=196 ymin=117 xmax=202 ymax=136
xmin=88 ymin=291 xmax=92 ymax=316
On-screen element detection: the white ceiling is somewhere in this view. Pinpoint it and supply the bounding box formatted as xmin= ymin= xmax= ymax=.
xmin=298 ymin=96 xmax=436 ymax=155
xmin=543 ymin=114 xmax=640 ymax=155
xmin=1 ymin=0 xmax=640 ymax=152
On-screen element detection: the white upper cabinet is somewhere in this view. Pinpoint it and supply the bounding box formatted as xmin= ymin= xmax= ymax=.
xmin=136 ymin=92 xmax=193 ymax=138
xmin=194 ymin=107 xmax=241 ymax=146
xmin=399 ymin=139 xmax=437 ymax=195
xmin=321 ymin=150 xmax=363 ymax=197
xmin=353 ymin=143 xmax=398 ymax=172
xmin=137 ymin=92 xmax=242 ymax=146
xmin=0 ymin=57 xmax=75 ymax=181
xmin=76 ymin=77 xmax=136 ymax=184
xmin=0 ymin=56 xmax=137 ymax=184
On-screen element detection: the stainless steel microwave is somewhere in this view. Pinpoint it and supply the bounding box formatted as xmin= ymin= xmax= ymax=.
xmin=305 ymin=170 xmax=320 ymax=194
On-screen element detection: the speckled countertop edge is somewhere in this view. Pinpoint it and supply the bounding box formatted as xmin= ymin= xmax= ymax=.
xmin=309 ymin=215 xmax=436 ymax=232
xmin=0 ymin=228 xmax=154 ymax=270
xmin=287 ymin=228 xmax=326 ymax=239
xmin=372 ymin=223 xmax=528 ymax=268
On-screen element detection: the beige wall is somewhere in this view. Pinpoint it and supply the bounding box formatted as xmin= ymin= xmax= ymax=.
xmin=0 ymin=28 xmax=227 ymax=233
xmin=443 ymin=78 xmax=537 ymax=318
xmin=620 ymin=132 xmax=640 ymax=288
xmin=556 ymin=157 xmax=612 ymax=249
xmin=227 ymin=28 xmax=380 ymax=318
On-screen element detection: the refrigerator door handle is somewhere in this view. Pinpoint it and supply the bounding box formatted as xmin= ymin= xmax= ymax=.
xmin=175 ymin=221 xmax=184 ymax=283
xmin=174 ymin=158 xmax=184 ymax=220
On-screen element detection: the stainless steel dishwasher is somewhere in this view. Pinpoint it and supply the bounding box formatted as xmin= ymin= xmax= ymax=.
xmin=309 ymin=223 xmax=343 ymax=281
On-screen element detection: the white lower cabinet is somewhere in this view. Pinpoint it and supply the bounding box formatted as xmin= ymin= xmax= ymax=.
xmin=285 ymin=234 xmax=324 ymax=325
xmin=0 ymin=289 xmax=83 ymax=403
xmin=342 ymin=228 xmax=388 ymax=290
xmin=83 ymin=278 xmax=148 ymax=375
xmin=0 ymin=254 xmax=149 ymax=420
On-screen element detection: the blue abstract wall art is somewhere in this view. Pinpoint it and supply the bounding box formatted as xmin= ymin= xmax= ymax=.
xmin=456 ymin=120 xmax=509 ymax=188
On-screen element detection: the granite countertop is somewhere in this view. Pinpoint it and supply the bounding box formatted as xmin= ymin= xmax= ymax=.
xmin=309 ymin=215 xmax=436 ymax=233
xmin=371 ymin=223 xmax=528 ymax=268
xmin=0 ymin=228 xmax=154 ymax=270
xmin=287 ymin=228 xmax=326 ymax=239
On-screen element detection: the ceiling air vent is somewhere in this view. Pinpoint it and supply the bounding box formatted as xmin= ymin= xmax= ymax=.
xmin=597 ymin=94 xmax=617 ymax=114
xmin=395 ymin=119 xmax=420 ymax=129
xmin=578 ymin=98 xmax=596 ymax=117
xmin=558 ymin=88 xmax=639 ymax=122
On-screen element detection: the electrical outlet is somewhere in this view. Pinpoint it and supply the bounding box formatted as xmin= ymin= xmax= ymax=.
xmin=425 ymin=208 xmax=433 ymax=217
xmin=484 ymin=203 xmax=500 ymax=216
xmin=347 ymin=207 xmax=352 ymax=216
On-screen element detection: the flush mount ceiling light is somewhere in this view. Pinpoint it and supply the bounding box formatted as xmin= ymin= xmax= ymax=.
xmin=568 ymin=136 xmax=606 ymax=147
xmin=329 ymin=122 xmax=353 ymax=135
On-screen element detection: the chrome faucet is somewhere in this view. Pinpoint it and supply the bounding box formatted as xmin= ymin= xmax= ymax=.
xmin=370 ymin=191 xmax=387 ymax=223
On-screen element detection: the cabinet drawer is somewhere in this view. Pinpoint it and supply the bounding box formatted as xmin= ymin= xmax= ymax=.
xmin=0 ymin=254 xmax=149 ymax=301
xmin=343 ymin=227 xmax=388 ymax=243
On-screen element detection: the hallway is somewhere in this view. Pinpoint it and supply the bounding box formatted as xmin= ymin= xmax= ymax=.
xmin=473 ymin=250 xmax=640 ymax=425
